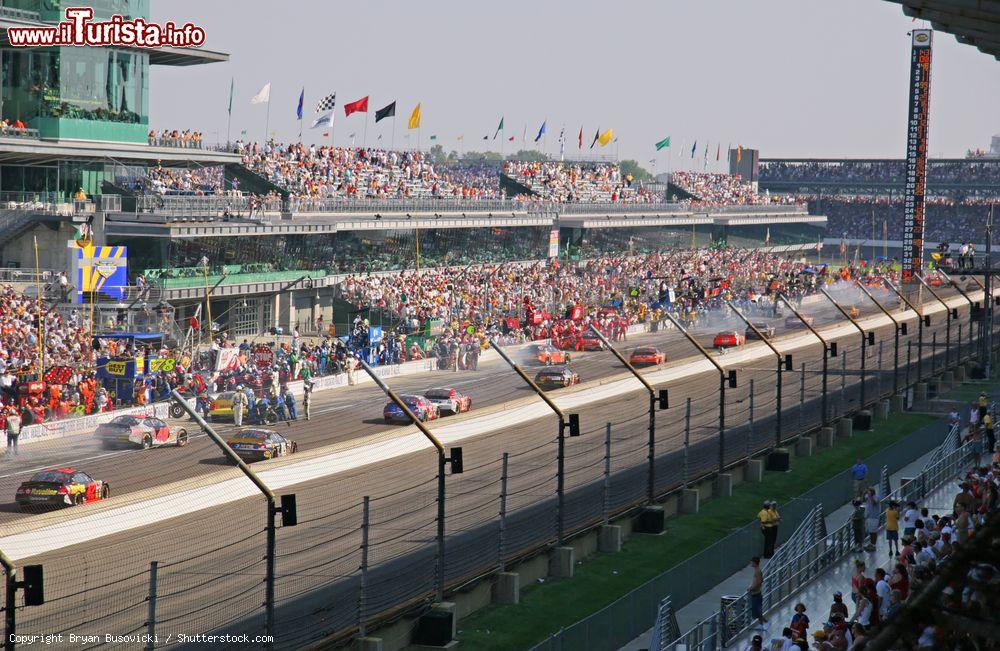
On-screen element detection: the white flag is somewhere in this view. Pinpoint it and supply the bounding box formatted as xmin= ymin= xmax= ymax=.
xmin=250 ymin=83 xmax=271 ymax=104
xmin=310 ymin=110 xmax=334 ymax=129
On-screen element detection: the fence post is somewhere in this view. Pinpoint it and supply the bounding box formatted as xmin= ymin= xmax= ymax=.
xmin=499 ymin=454 xmax=508 ymax=570
xmin=877 ymin=340 xmax=884 ymax=398
xmin=603 ymin=424 xmax=611 ymax=524
xmin=958 ymin=323 xmax=963 ymax=364
xmin=748 ymin=378 xmax=754 ymax=458
xmin=145 ymin=561 xmax=158 ymax=651
xmin=359 ymin=496 xmax=370 ymax=636
xmin=683 ymin=398 xmax=691 ymax=487
xmin=840 ymin=349 xmax=847 ymax=412
xmin=799 ymin=362 xmax=806 ymax=435
xmin=931 ymin=332 xmax=938 ymax=375
xmin=906 ymin=340 xmax=913 ymax=393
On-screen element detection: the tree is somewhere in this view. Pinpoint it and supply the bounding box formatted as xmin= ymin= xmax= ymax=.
xmin=619 ymin=159 xmax=653 ymax=181
xmin=507 ymin=149 xmax=549 ymax=162
xmin=427 ymin=144 xmax=447 ymax=165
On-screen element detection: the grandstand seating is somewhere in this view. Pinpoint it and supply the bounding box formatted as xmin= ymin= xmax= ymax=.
xmin=502 ymin=160 xmax=659 ymax=203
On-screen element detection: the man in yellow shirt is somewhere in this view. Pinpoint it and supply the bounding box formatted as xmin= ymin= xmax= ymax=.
xmin=758 ymin=500 xmax=779 ymax=558
xmin=885 ymin=501 xmax=900 ymax=557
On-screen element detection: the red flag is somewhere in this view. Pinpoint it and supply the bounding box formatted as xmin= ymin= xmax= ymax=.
xmin=578 ymin=126 xmax=583 ymax=149
xmin=508 ymin=135 xmax=515 ymax=142
xmin=344 ymin=96 xmax=369 ymax=116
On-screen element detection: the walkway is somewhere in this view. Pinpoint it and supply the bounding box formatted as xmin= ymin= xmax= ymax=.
xmin=619 ymin=446 xmax=965 ymax=651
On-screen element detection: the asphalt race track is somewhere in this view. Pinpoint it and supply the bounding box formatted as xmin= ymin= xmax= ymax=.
xmin=1 ymin=283 xmax=990 ymax=649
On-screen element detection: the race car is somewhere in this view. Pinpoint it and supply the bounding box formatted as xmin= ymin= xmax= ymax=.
xmin=384 ymin=394 xmax=440 ymax=424
xmin=424 ymin=387 xmax=472 ymax=416
xmin=575 ymin=333 xmax=605 ymax=352
xmin=532 ymin=344 xmax=570 ymax=366
xmin=94 ymin=415 xmax=189 ymax=449
xmin=745 ymin=322 xmax=776 ymax=341
xmin=713 ymin=331 xmax=746 ymax=349
xmin=15 ymin=468 xmax=109 ymax=510
xmin=533 ymin=365 xmax=580 ymax=389
xmin=208 ymin=391 xmax=237 ymax=421
xmin=226 ymin=428 xmax=297 ymax=463
xmin=629 ymin=346 xmax=666 ymax=366
xmin=784 ymin=315 xmax=815 ymax=329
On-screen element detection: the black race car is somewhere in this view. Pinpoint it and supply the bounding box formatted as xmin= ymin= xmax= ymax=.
xmin=533 ymin=365 xmax=580 ymax=390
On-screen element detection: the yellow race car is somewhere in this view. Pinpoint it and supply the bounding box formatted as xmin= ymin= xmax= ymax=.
xmin=208 ymin=391 xmax=236 ymax=421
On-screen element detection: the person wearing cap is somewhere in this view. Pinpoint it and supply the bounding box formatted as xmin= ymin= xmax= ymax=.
xmin=849 ymin=457 xmax=868 ymax=497
xmin=978 ymin=391 xmax=988 ymax=420
xmin=745 ymin=633 xmax=764 ymax=651
xmin=758 ymin=501 xmax=779 ymax=558
xmin=303 ymin=379 xmax=314 ymax=421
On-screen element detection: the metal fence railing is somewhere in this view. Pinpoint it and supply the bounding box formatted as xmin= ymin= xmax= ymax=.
xmin=663 ymin=415 xmax=982 ymax=651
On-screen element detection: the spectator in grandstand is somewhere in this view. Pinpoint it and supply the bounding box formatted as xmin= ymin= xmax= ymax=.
xmin=748 ymin=556 xmax=766 ymax=633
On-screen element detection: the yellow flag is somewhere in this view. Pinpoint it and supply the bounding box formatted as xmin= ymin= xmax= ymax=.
xmin=598 ymin=128 xmax=614 ymax=147
xmin=408 ymin=103 xmax=421 ymax=129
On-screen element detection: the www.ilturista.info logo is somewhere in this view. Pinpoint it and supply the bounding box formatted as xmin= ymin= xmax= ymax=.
xmin=8 ymin=7 xmax=206 ymax=48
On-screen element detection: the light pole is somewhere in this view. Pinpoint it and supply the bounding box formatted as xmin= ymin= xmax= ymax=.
xmin=915 ymin=275 xmax=957 ymax=371
xmin=725 ymin=299 xmax=790 ymax=448
xmin=883 ymin=280 xmax=929 ymax=385
xmin=489 ymin=339 xmax=579 ymax=544
xmin=937 ymin=269 xmax=976 ymax=362
xmin=855 ymin=281 xmax=904 ymax=395
xmin=819 ymin=288 xmax=872 ymax=410
xmin=355 ymin=360 xmax=464 ymax=602
xmin=777 ymin=294 xmax=835 ymax=426
xmin=586 ymin=324 xmax=668 ymax=502
xmin=660 ymin=311 xmax=734 ymax=472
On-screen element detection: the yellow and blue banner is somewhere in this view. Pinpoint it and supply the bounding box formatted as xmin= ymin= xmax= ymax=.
xmin=70 ymin=244 xmax=128 ymax=302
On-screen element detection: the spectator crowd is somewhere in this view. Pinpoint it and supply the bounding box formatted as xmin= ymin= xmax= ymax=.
xmin=502 ymin=160 xmax=660 ymax=203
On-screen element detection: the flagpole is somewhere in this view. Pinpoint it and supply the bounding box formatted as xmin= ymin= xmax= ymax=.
xmin=363 ymin=100 xmax=369 ymax=149
xmin=298 ymin=90 xmax=304 ymax=142
xmin=34 ymin=235 xmax=43 ymax=381
xmin=391 ymin=114 xmax=396 ymax=151
xmin=264 ymin=95 xmax=271 ymax=143
xmin=226 ymin=78 xmax=233 ymax=147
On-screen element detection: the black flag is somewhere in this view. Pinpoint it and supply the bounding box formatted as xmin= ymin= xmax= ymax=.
xmin=375 ymin=101 xmax=396 ymax=123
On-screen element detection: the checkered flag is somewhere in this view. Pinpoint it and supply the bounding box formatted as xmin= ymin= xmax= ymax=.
xmin=315 ymin=93 xmax=336 ymax=113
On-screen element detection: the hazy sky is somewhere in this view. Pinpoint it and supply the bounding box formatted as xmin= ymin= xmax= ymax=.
xmin=150 ymin=0 xmax=999 ymax=167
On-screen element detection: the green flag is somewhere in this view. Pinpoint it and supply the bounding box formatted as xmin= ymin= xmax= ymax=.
xmin=227 ymin=78 xmax=234 ymax=115
xmin=429 ymin=135 xmax=438 ymax=140
xmin=655 ymin=136 xmax=671 ymax=151
xmin=493 ymin=117 xmax=504 ymax=139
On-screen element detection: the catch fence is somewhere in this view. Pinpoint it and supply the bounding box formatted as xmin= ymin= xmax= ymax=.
xmin=0 ymin=286 xmax=994 ymax=650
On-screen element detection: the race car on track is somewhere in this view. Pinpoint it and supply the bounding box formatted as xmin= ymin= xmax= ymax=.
xmin=226 ymin=428 xmax=298 ymax=463
xmin=629 ymin=346 xmax=666 ymax=366
xmin=745 ymin=322 xmax=776 ymax=341
xmin=16 ymin=468 xmax=109 ymax=510
xmin=208 ymin=391 xmax=236 ymax=421
xmin=94 ymin=415 xmax=189 ymax=449
xmin=784 ymin=315 xmax=815 ymax=329
xmin=713 ymin=331 xmax=746 ymax=349
xmin=533 ymin=365 xmax=580 ymax=389
xmin=424 ymin=387 xmax=472 ymax=416
xmin=574 ymin=333 xmax=605 ymax=352
xmin=532 ymin=344 xmax=570 ymax=366
xmin=384 ymin=394 xmax=440 ymax=424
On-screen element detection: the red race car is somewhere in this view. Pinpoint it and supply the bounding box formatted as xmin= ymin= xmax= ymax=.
xmin=94 ymin=415 xmax=189 ymax=450
xmin=16 ymin=468 xmax=109 ymax=510
xmin=532 ymin=344 xmax=570 ymax=365
xmin=713 ymin=331 xmax=746 ymax=349
xmin=424 ymin=387 xmax=473 ymax=416
xmin=629 ymin=346 xmax=666 ymax=366
xmin=575 ymin=333 xmax=606 ymax=351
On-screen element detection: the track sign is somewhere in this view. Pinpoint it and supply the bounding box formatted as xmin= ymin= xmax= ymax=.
xmin=901 ymin=322 xmax=909 ymax=335
xmin=784 ymin=354 xmax=793 ymax=371
xmin=23 ymin=565 xmax=44 ymax=606
xmin=280 ymin=494 xmax=298 ymax=527
xmin=727 ymin=370 xmax=737 ymax=388
xmin=923 ymin=315 xmax=931 ymax=327
xmin=568 ymin=413 xmax=580 ymax=437
xmin=867 ymin=332 xmax=875 ymax=346
xmin=830 ymin=342 xmax=839 ymax=357
xmin=449 ymin=447 xmax=464 ymax=474
xmin=658 ymin=388 xmax=669 ymax=410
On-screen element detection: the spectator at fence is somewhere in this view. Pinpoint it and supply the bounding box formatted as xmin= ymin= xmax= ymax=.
xmin=850 ymin=457 xmax=868 ymax=496
xmin=758 ymin=501 xmax=779 ymax=558
xmin=748 ymin=556 xmax=767 ymax=632
xmin=885 ymin=501 xmax=901 ymax=556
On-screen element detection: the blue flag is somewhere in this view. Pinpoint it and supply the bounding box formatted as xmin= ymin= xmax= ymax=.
xmin=691 ymin=140 xmax=697 ymax=158
xmin=296 ymin=88 xmax=304 ymax=121
xmin=534 ymin=120 xmax=546 ymax=143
